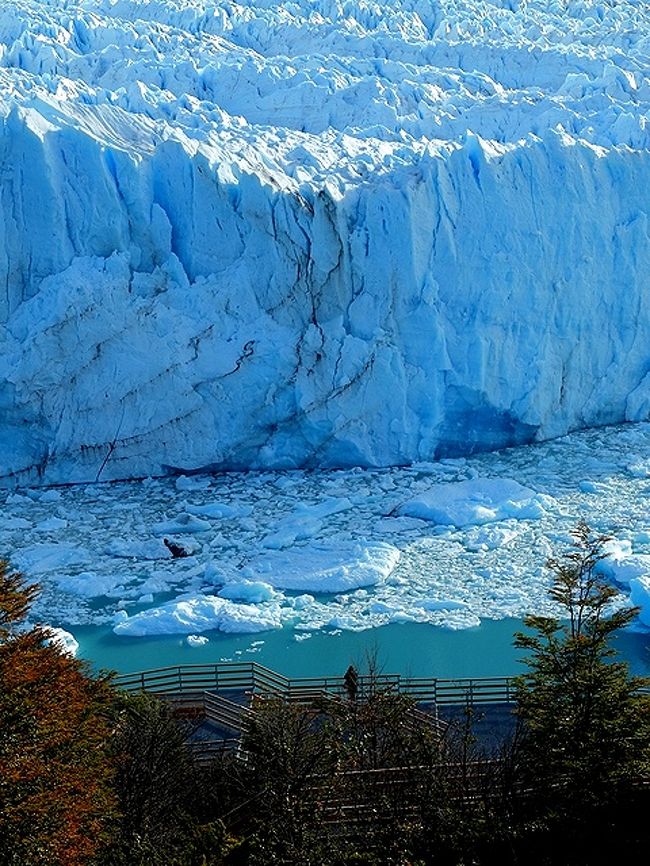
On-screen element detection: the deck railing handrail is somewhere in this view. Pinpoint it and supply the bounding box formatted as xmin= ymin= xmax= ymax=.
xmin=114 ymin=662 xmax=519 ymax=705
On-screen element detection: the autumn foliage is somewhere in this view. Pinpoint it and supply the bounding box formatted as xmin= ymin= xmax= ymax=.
xmin=0 ymin=561 xmax=116 ymax=866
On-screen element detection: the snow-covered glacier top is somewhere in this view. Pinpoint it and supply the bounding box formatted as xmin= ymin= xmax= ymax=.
xmin=1 ymin=0 xmax=650 ymax=483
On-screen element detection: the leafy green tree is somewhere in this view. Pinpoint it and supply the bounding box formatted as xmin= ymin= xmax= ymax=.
xmin=0 ymin=561 xmax=116 ymax=866
xmin=513 ymin=522 xmax=650 ymax=860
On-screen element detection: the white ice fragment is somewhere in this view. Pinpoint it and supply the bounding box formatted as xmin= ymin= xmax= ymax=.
xmin=218 ymin=581 xmax=277 ymax=603
xmin=152 ymin=513 xmax=212 ymax=535
xmin=596 ymin=553 xmax=650 ymax=586
xmin=629 ymin=577 xmax=650 ymax=627
xmin=175 ymin=475 xmax=212 ymax=491
xmin=45 ymin=627 xmax=79 ymax=657
xmin=399 ymin=479 xmax=549 ymax=527
xmin=464 ymin=525 xmax=519 ymax=551
xmin=113 ymin=594 xmax=282 ymax=636
xmin=53 ymin=571 xmax=123 ymax=598
xmin=244 ymin=541 xmax=400 ymax=593
xmin=14 ymin=543 xmax=91 ymax=574
xmin=627 ymin=461 xmax=650 ymax=478
xmin=186 ymin=634 xmax=209 ymax=647
xmin=0 ymin=516 xmax=32 ymax=530
xmin=419 ymin=599 xmax=469 ymax=612
xmin=31 ymin=489 xmax=62 ymax=503
xmin=36 ymin=517 xmax=68 ymax=531
xmin=105 ymin=538 xmax=172 ymax=559
xmin=186 ymin=503 xmax=253 ymax=519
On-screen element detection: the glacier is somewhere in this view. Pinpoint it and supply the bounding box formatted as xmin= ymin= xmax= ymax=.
xmin=1 ymin=1 xmax=650 ymax=483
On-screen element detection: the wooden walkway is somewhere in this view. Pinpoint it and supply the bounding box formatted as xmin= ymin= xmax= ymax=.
xmin=115 ymin=662 xmax=519 ymax=760
xmin=115 ymin=661 xmax=516 ymax=705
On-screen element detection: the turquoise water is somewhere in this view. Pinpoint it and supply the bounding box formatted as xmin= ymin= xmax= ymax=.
xmin=74 ymin=619 xmax=650 ymax=680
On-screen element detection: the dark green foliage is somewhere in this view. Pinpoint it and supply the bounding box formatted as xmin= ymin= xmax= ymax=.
xmin=98 ymin=691 xmax=235 ymax=866
xmin=513 ymin=521 xmax=650 ymax=862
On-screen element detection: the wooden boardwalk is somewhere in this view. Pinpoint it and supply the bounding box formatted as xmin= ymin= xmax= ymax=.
xmin=115 ymin=662 xmax=519 ymax=759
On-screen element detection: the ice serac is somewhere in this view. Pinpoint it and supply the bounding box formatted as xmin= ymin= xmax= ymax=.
xmin=1 ymin=1 xmax=650 ymax=484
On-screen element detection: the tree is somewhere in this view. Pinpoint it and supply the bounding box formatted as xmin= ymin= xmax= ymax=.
xmin=513 ymin=522 xmax=650 ymax=860
xmin=99 ymin=691 xmax=222 ymax=866
xmin=0 ymin=561 xmax=116 ymax=866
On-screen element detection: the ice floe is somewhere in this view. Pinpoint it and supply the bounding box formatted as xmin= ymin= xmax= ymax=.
xmin=399 ymin=479 xmax=550 ymax=527
xmin=2 ymin=423 xmax=650 ymax=641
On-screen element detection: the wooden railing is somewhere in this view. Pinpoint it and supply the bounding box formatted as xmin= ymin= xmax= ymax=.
xmin=115 ymin=662 xmax=516 ymax=707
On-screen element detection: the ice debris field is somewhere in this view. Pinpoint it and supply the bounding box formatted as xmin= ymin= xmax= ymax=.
xmin=3 ymin=423 xmax=650 ymax=664
xmin=2 ymin=1 xmax=650 ymax=482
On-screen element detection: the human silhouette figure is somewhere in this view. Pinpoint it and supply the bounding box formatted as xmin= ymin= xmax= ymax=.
xmin=343 ymin=664 xmax=359 ymax=701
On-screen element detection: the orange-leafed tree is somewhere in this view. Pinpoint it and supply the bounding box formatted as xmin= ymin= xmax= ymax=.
xmin=0 ymin=560 xmax=116 ymax=866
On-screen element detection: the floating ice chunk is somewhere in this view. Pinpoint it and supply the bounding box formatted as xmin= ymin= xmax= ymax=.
xmin=175 ymin=475 xmax=212 ymax=491
xmin=105 ymin=538 xmax=172 ymax=559
xmin=139 ymin=575 xmax=172 ymax=593
xmin=629 ymin=576 xmax=650 ymax=627
xmin=245 ymin=541 xmax=401 ymax=593
xmin=14 ymin=543 xmax=91 ymax=574
xmin=186 ymin=634 xmax=209 ymax=647
xmin=464 ymin=525 xmax=519 ymax=551
xmin=138 ymin=593 xmax=154 ymax=604
xmin=579 ymin=480 xmax=607 ymax=494
xmin=152 ymin=513 xmax=211 ymax=535
xmin=261 ymin=498 xmax=353 ymax=548
xmin=53 ymin=571 xmax=123 ymax=598
xmin=374 ymin=516 xmax=429 ymax=533
xmin=113 ymin=594 xmax=282 ymax=636
xmin=399 ymin=479 xmax=549 ymax=527
xmin=627 ymin=461 xmax=650 ymax=478
xmin=0 ymin=516 xmax=32 ymax=530
xmin=186 ymin=503 xmax=253 ymax=519
xmin=290 ymin=594 xmax=315 ymax=609
xmin=600 ymin=538 xmax=633 ymax=561
xmin=295 ymin=497 xmax=354 ymax=519
xmin=326 ymin=614 xmax=371 ymax=631
xmin=30 ymin=489 xmax=62 ymax=503
xmin=218 ymin=581 xmax=277 ymax=603
xmin=596 ymin=553 xmax=650 ymax=585
xmin=35 ymin=517 xmax=68 ymax=531
xmin=419 ymin=599 xmax=470 ymax=612
xmin=6 ymin=494 xmax=32 ymax=505
xmin=261 ymin=518 xmax=322 ymax=549
xmin=45 ymin=627 xmax=79 ymax=657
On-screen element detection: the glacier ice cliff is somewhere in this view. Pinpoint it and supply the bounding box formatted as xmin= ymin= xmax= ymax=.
xmin=1 ymin=0 xmax=650 ymax=484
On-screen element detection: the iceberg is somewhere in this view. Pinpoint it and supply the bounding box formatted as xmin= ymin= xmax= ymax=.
xmin=1 ymin=2 xmax=650 ymax=484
